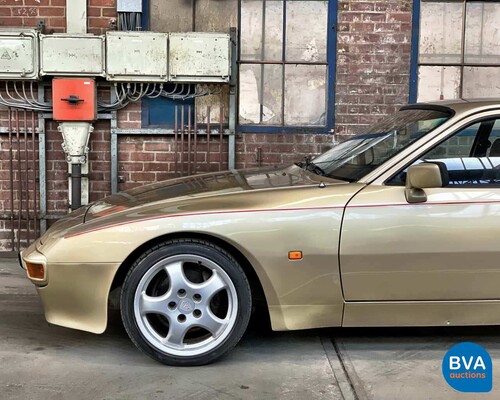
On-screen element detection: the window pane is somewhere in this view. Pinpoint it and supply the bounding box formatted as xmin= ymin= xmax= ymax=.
xmin=462 ymin=67 xmax=500 ymax=98
xmin=422 ymin=120 xmax=500 ymax=186
xmin=262 ymin=64 xmax=283 ymax=124
xmin=284 ymin=65 xmax=326 ymax=125
xmin=241 ymin=0 xmax=283 ymax=61
xmin=239 ymin=64 xmax=283 ymax=125
xmin=417 ymin=66 xmax=461 ymax=102
xmin=286 ymin=1 xmax=328 ymax=62
xmin=465 ymin=2 xmax=500 ymax=64
xmin=240 ymin=0 xmax=263 ymax=60
xmin=264 ymin=1 xmax=283 ymax=60
xmin=419 ymin=2 xmax=463 ymax=64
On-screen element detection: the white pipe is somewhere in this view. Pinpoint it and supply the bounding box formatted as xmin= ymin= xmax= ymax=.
xmin=66 ymin=0 xmax=87 ymax=34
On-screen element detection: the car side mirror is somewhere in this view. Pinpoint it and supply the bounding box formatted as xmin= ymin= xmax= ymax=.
xmin=405 ymin=162 xmax=448 ymax=203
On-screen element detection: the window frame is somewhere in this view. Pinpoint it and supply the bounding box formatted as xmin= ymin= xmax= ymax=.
xmin=410 ymin=0 xmax=500 ymax=103
xmin=237 ymin=0 xmax=338 ymax=134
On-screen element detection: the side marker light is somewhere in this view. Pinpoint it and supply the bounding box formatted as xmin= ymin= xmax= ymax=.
xmin=288 ymin=251 xmax=303 ymax=260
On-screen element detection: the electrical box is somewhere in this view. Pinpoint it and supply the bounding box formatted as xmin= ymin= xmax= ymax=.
xmin=117 ymin=0 xmax=142 ymax=12
xmin=52 ymin=78 xmax=97 ymax=121
xmin=106 ymin=32 xmax=168 ymax=82
xmin=0 ymin=29 xmax=39 ymax=80
xmin=169 ymin=33 xmax=230 ymax=83
xmin=40 ymin=34 xmax=105 ymax=77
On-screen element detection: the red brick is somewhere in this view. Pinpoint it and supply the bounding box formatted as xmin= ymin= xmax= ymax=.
xmin=87 ymin=7 xmax=102 ymax=17
xmin=89 ymin=0 xmax=116 ymax=7
xmin=130 ymin=152 xmax=154 ymax=162
xmin=88 ymin=17 xmax=112 ymax=28
xmin=129 ymin=172 xmax=156 ymax=182
xmin=39 ymin=7 xmax=64 ymax=16
xmin=102 ymin=7 xmax=117 ymax=17
xmin=47 ymin=17 xmax=66 ymax=27
xmin=0 ymin=17 xmax=24 ymax=26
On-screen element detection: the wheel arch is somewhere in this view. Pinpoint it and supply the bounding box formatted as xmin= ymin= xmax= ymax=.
xmin=110 ymin=232 xmax=270 ymax=321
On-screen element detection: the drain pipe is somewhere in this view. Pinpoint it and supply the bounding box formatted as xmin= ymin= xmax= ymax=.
xmin=71 ymin=164 xmax=82 ymax=210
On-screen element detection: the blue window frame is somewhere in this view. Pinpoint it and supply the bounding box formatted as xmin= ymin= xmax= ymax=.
xmin=410 ymin=0 xmax=500 ymax=104
xmin=238 ymin=0 xmax=337 ymax=134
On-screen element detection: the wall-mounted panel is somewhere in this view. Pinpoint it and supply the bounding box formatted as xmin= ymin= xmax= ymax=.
xmin=169 ymin=32 xmax=230 ymax=83
xmin=0 ymin=29 xmax=38 ymax=80
xmin=106 ymin=31 xmax=168 ymax=82
xmin=40 ymin=34 xmax=105 ymax=77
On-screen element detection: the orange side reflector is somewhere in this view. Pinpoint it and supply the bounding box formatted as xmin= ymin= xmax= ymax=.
xmin=26 ymin=262 xmax=45 ymax=280
xmin=288 ymin=251 xmax=303 ymax=260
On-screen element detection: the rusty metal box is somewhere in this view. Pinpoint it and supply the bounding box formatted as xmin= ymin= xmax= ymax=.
xmin=169 ymin=32 xmax=230 ymax=83
xmin=106 ymin=31 xmax=168 ymax=82
xmin=40 ymin=34 xmax=105 ymax=77
xmin=52 ymin=78 xmax=97 ymax=121
xmin=0 ymin=29 xmax=39 ymax=80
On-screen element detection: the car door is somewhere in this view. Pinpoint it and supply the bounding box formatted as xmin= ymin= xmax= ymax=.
xmin=340 ymin=115 xmax=500 ymax=302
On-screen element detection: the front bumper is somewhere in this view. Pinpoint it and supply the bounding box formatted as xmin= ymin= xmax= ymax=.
xmin=21 ymin=240 xmax=121 ymax=334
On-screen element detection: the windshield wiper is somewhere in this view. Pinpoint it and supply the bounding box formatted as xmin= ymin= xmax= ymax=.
xmin=296 ymin=156 xmax=325 ymax=176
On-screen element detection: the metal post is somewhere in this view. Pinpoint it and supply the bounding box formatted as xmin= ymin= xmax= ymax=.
xmin=111 ymin=87 xmax=118 ymax=194
xmin=38 ymin=84 xmax=47 ymax=235
xmin=228 ymin=27 xmax=238 ymax=170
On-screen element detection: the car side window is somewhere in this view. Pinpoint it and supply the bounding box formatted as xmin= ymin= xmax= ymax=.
xmin=389 ymin=118 xmax=500 ymax=186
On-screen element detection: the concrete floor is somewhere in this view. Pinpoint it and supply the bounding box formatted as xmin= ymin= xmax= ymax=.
xmin=2 ymin=257 xmax=500 ymax=400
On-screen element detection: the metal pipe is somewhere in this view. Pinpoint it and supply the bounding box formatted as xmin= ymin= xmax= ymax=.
xmin=459 ymin=0 xmax=467 ymax=98
xmin=187 ymin=106 xmax=192 ymax=176
xmin=181 ymin=106 xmax=185 ymax=176
xmin=174 ymin=105 xmax=178 ymax=176
xmin=32 ymin=111 xmax=37 ymax=238
xmin=8 ymin=108 xmax=14 ymax=251
xmin=228 ymin=27 xmax=238 ymax=170
xmin=207 ymin=106 xmax=211 ymax=170
xmin=24 ymin=110 xmax=30 ymax=244
xmin=219 ymin=107 xmax=224 ymax=171
xmin=71 ymin=164 xmax=82 ymax=211
xmin=194 ymin=105 xmax=197 ymax=175
xmin=15 ymin=110 xmax=22 ymax=250
xmin=38 ymin=83 xmax=47 ymax=235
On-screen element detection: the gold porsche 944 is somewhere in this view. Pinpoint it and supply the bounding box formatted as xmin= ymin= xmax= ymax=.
xmin=20 ymin=100 xmax=500 ymax=366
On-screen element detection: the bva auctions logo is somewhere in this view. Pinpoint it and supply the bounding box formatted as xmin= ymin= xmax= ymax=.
xmin=442 ymin=342 xmax=492 ymax=393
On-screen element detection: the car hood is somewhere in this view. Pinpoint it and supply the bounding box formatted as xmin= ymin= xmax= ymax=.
xmin=84 ymin=165 xmax=346 ymax=222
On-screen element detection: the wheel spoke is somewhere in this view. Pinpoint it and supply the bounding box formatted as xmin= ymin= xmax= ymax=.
xmin=195 ymin=271 xmax=226 ymax=300
xmin=198 ymin=308 xmax=227 ymax=336
xmin=140 ymin=293 xmax=169 ymax=317
xmin=164 ymin=320 xmax=190 ymax=347
xmin=164 ymin=261 xmax=190 ymax=294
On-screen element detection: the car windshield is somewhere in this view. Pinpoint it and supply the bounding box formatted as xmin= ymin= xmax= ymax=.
xmin=309 ymin=108 xmax=452 ymax=182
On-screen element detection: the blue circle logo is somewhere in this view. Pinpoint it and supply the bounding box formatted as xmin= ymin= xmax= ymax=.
xmin=442 ymin=342 xmax=492 ymax=393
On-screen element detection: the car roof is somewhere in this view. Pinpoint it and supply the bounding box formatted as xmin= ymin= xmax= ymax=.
xmin=403 ymin=99 xmax=500 ymax=115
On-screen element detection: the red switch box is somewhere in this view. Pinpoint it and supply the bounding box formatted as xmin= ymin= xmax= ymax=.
xmin=52 ymin=78 xmax=97 ymax=121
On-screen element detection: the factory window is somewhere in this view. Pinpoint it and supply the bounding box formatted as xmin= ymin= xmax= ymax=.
xmin=415 ymin=0 xmax=500 ymax=102
xmin=238 ymin=0 xmax=336 ymax=132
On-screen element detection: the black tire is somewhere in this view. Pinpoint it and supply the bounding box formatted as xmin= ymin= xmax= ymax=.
xmin=120 ymin=238 xmax=252 ymax=366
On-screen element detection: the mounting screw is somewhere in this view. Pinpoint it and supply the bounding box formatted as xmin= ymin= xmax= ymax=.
xmin=37 ymin=20 xmax=46 ymax=33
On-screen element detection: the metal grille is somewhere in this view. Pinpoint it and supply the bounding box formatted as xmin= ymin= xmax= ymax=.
xmin=173 ymin=105 xmax=228 ymax=177
xmin=2 ymin=108 xmax=39 ymax=253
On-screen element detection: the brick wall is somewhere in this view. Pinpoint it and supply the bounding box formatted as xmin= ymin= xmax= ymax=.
xmin=0 ymin=0 xmax=415 ymax=251
xmin=0 ymin=0 xmax=116 ymax=34
xmin=335 ymin=0 xmax=413 ymax=136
